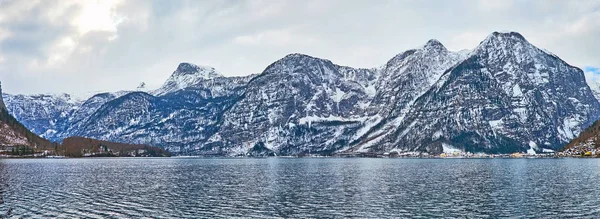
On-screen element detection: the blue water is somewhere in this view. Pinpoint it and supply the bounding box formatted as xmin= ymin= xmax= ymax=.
xmin=1 ymin=158 xmax=599 ymax=218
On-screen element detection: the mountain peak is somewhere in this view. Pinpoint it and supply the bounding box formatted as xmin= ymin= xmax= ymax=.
xmin=153 ymin=63 xmax=223 ymax=96
xmin=423 ymin=39 xmax=446 ymax=49
xmin=489 ymin=31 xmax=526 ymax=40
xmin=385 ymin=39 xmax=450 ymax=68
xmin=479 ymin=31 xmax=529 ymax=46
xmin=173 ymin=62 xmax=222 ymax=79
xmin=280 ymin=53 xmax=328 ymax=62
xmin=473 ymin=31 xmax=533 ymax=56
xmin=268 ymin=53 xmax=333 ymax=69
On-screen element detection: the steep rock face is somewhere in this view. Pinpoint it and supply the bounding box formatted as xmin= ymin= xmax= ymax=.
xmin=345 ymin=40 xmax=469 ymax=152
xmin=2 ymin=93 xmax=81 ymax=139
xmin=206 ymin=54 xmax=378 ymax=155
xmin=3 ymin=91 xmax=132 ymax=142
xmin=0 ymin=82 xmax=53 ymax=148
xmin=0 ymin=83 xmax=6 ymax=111
xmin=57 ymin=91 xmax=132 ymax=140
xmin=370 ymin=40 xmax=467 ymax=117
xmin=356 ymin=32 xmax=599 ymax=154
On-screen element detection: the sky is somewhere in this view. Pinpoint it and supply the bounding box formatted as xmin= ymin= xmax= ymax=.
xmin=0 ymin=0 xmax=599 ymax=95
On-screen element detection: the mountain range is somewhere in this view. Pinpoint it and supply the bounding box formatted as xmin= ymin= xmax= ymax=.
xmin=0 ymin=83 xmax=53 ymax=148
xmin=4 ymin=31 xmax=599 ymax=156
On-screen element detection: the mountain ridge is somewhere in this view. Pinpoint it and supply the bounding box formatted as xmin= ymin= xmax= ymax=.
xmin=0 ymin=83 xmax=54 ymax=148
xmin=3 ymin=31 xmax=598 ymax=155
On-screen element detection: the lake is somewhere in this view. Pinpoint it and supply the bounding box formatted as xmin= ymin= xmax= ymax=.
xmin=0 ymin=158 xmax=599 ymax=218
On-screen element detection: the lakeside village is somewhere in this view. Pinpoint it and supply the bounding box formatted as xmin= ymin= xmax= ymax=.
xmin=275 ymin=142 xmax=599 ymax=158
xmin=0 ymin=141 xmax=598 ymax=159
xmin=0 ymin=145 xmax=162 ymax=158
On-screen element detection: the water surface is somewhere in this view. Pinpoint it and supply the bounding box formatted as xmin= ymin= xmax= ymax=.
xmin=0 ymin=158 xmax=598 ymax=218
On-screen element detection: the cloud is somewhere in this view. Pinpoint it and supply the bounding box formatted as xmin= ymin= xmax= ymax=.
xmin=477 ymin=0 xmax=514 ymax=11
xmin=586 ymin=66 xmax=599 ymax=73
xmin=232 ymin=28 xmax=321 ymax=47
xmin=0 ymin=0 xmax=599 ymax=95
xmin=584 ymin=66 xmax=600 ymax=86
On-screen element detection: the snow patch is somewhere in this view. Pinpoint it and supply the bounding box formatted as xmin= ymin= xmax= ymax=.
xmin=542 ymin=148 xmax=555 ymax=153
xmin=352 ymin=116 xmax=382 ymax=141
xmin=331 ymin=88 xmax=346 ymax=103
xmin=527 ymin=141 xmax=537 ymax=155
xmin=557 ymin=117 xmax=581 ymax=141
xmin=489 ymin=119 xmax=504 ymax=129
xmin=512 ymin=84 xmax=523 ymax=97
xmin=442 ymin=143 xmax=462 ymax=153
xmin=298 ymin=115 xmax=366 ymax=126
xmin=364 ymin=85 xmax=377 ymax=97
xmin=432 ymin=130 xmax=443 ymax=140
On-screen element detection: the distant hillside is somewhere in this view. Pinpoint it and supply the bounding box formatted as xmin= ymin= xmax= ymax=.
xmin=0 ymin=82 xmax=54 ymax=149
xmin=61 ymin=136 xmax=170 ymax=157
xmin=563 ymin=119 xmax=600 ymax=151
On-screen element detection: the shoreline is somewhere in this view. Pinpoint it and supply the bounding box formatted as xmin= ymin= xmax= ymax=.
xmin=1 ymin=155 xmax=595 ymax=159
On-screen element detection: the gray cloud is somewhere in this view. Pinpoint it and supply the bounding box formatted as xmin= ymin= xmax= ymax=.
xmin=0 ymin=0 xmax=599 ymax=95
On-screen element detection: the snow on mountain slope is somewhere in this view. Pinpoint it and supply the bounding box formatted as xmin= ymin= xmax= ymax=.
xmin=354 ymin=31 xmax=599 ymax=154
xmin=205 ymin=53 xmax=378 ymax=155
xmin=587 ymin=81 xmax=600 ymax=102
xmin=2 ymin=93 xmax=82 ymax=139
xmin=153 ymin=63 xmax=224 ymax=96
xmin=4 ymin=31 xmax=598 ymax=155
xmin=56 ymin=91 xmax=133 ymax=140
xmin=348 ymin=39 xmax=469 ymax=152
xmin=2 ymin=90 xmax=135 ymax=141
xmin=0 ymin=83 xmax=53 ymax=148
xmin=64 ymin=72 xmax=254 ymax=153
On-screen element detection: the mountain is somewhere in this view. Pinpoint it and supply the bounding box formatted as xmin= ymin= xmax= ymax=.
xmin=346 ymin=40 xmax=469 ymax=153
xmin=0 ymin=83 xmax=53 ymax=148
xmin=2 ymin=93 xmax=81 ymax=138
xmin=588 ymin=81 xmax=600 ymax=102
xmin=2 ymin=91 xmax=131 ymax=141
xmin=3 ymin=31 xmax=599 ymax=155
xmin=60 ymin=91 xmax=132 ymax=139
xmin=354 ymin=32 xmax=600 ymax=154
xmin=56 ymin=66 xmax=254 ymax=153
xmin=2 ymin=63 xmax=252 ymax=152
xmin=205 ymin=53 xmax=378 ymax=155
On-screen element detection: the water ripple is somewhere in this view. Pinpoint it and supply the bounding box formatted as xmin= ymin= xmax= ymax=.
xmin=1 ymin=158 xmax=600 ymax=218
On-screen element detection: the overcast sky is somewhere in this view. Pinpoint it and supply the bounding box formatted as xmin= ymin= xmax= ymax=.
xmin=0 ymin=0 xmax=599 ymax=95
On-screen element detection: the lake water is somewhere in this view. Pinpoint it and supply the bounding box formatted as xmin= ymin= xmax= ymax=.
xmin=1 ymin=158 xmax=599 ymax=218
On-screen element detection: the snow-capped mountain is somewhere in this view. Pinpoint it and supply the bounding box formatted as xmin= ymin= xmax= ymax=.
xmin=347 ymin=40 xmax=469 ymax=153
xmin=205 ymin=53 xmax=378 ymax=155
xmin=0 ymin=83 xmax=53 ymax=147
xmin=354 ymin=32 xmax=600 ymax=154
xmin=55 ymin=67 xmax=254 ymax=152
xmin=3 ymin=31 xmax=599 ymax=155
xmin=153 ymin=63 xmax=224 ymax=96
xmin=2 ymin=93 xmax=82 ymax=139
xmin=3 ymin=91 xmax=132 ymax=141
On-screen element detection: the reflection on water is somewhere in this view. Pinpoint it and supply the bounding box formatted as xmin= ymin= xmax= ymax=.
xmin=0 ymin=158 xmax=599 ymax=218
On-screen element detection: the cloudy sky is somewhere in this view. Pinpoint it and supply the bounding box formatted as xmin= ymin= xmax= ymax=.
xmin=0 ymin=0 xmax=599 ymax=95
